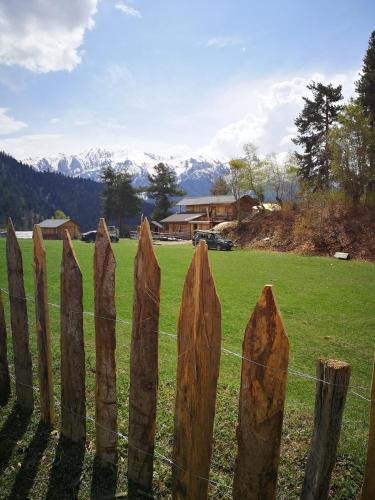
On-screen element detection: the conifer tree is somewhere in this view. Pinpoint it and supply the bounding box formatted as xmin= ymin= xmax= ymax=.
xmin=146 ymin=163 xmax=185 ymax=221
xmin=356 ymin=31 xmax=375 ymax=126
xmin=210 ymin=176 xmax=230 ymax=195
xmin=293 ymin=81 xmax=343 ymax=190
xmin=101 ymin=166 xmax=140 ymax=236
xmin=356 ymin=31 xmax=375 ymax=201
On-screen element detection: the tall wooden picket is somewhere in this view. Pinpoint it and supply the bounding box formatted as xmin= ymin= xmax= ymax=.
xmin=6 ymin=218 xmax=33 ymax=412
xmin=33 ymin=225 xmax=55 ymax=426
xmin=172 ymin=240 xmax=221 ymax=500
xmin=360 ymin=355 xmax=375 ymax=500
xmin=94 ymin=218 xmax=117 ymax=464
xmin=128 ymin=219 xmax=160 ymax=493
xmin=0 ymin=288 xmax=10 ymax=405
xmin=60 ymin=229 xmax=86 ymax=442
xmin=232 ymin=285 xmax=289 ymax=500
xmin=301 ymin=359 xmax=351 ymax=500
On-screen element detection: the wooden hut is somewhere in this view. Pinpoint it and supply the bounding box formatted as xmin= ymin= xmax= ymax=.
xmin=38 ymin=219 xmax=80 ymax=240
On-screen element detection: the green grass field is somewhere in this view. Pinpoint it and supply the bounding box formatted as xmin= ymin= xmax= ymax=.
xmin=0 ymin=239 xmax=374 ymax=498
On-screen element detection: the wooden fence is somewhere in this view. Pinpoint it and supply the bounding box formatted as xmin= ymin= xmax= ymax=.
xmin=0 ymin=216 xmax=374 ymax=499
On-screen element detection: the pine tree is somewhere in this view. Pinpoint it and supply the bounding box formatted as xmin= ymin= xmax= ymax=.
xmin=146 ymin=163 xmax=185 ymax=221
xmin=210 ymin=176 xmax=230 ymax=195
xmin=356 ymin=31 xmax=375 ymax=126
xmin=293 ymin=81 xmax=343 ymax=190
xmin=356 ymin=31 xmax=375 ymax=201
xmin=101 ymin=166 xmax=141 ymax=236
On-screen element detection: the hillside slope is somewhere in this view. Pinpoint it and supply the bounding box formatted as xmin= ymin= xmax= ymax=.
xmin=0 ymin=152 xmax=154 ymax=231
xmin=0 ymin=152 xmax=105 ymax=231
xmin=218 ymin=204 xmax=375 ymax=261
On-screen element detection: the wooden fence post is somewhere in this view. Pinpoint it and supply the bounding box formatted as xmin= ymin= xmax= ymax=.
xmin=94 ymin=218 xmax=117 ymax=464
xmin=360 ymin=355 xmax=375 ymax=500
xmin=0 ymin=288 xmax=11 ymax=405
xmin=232 ymin=285 xmax=289 ymax=500
xmin=128 ymin=219 xmax=160 ymax=493
xmin=6 ymin=218 xmax=33 ymax=412
xmin=172 ymin=240 xmax=221 ymax=500
xmin=60 ymin=229 xmax=86 ymax=442
xmin=300 ymin=359 xmax=351 ymax=500
xmin=33 ymin=225 xmax=55 ymax=426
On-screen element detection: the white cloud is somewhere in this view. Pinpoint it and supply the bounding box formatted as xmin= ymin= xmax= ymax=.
xmin=0 ymin=0 xmax=98 ymax=73
xmin=115 ymin=2 xmax=142 ymax=18
xmin=205 ymin=36 xmax=242 ymax=49
xmin=0 ymin=108 xmax=27 ymax=135
xmin=200 ymin=70 xmax=359 ymax=158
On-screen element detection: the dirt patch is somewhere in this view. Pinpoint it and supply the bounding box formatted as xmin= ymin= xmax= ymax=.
xmin=218 ymin=204 xmax=375 ymax=261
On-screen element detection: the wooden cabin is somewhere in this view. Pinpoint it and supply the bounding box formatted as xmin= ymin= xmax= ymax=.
xmin=175 ymin=195 xmax=258 ymax=222
xmin=159 ymin=213 xmax=210 ymax=238
xmin=39 ymin=219 xmax=80 ymax=240
xmin=160 ymin=195 xmax=258 ymax=237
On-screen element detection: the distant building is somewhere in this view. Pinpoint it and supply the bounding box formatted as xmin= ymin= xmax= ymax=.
xmin=160 ymin=195 xmax=258 ymax=237
xmin=38 ymin=219 xmax=80 ymax=240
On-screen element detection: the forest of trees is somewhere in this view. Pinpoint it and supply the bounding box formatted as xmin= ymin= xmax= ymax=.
xmin=0 ymin=152 xmax=104 ymax=230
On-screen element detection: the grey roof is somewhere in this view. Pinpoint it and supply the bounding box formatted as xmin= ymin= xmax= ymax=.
xmin=39 ymin=219 xmax=72 ymax=228
xmin=175 ymin=195 xmax=236 ymax=206
xmin=150 ymin=220 xmax=163 ymax=228
xmin=160 ymin=213 xmax=205 ymax=223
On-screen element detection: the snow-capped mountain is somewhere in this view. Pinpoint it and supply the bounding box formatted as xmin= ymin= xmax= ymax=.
xmin=24 ymin=148 xmax=229 ymax=196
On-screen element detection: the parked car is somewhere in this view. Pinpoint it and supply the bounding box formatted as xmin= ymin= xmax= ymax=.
xmin=81 ymin=230 xmax=97 ymax=243
xmin=81 ymin=230 xmax=119 ymax=243
xmin=192 ymin=230 xmax=233 ymax=251
xmin=0 ymin=231 xmax=6 ymax=238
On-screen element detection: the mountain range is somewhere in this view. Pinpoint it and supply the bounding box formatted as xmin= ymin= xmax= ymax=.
xmin=24 ymin=148 xmax=229 ymax=196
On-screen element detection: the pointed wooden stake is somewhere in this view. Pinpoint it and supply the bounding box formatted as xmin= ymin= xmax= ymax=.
xmin=232 ymin=285 xmax=289 ymax=500
xmin=0 ymin=288 xmax=11 ymax=405
xmin=33 ymin=225 xmax=55 ymax=426
xmin=301 ymin=359 xmax=351 ymax=500
xmin=6 ymin=218 xmax=33 ymax=412
xmin=360 ymin=354 xmax=375 ymax=500
xmin=128 ymin=219 xmax=160 ymax=493
xmin=172 ymin=240 xmax=221 ymax=500
xmin=60 ymin=229 xmax=86 ymax=442
xmin=94 ymin=218 xmax=117 ymax=464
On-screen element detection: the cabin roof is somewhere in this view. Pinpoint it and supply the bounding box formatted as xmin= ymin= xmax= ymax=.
xmin=39 ymin=218 xmax=76 ymax=228
xmin=160 ymin=213 xmax=206 ymax=223
xmin=175 ymin=195 xmax=236 ymax=206
xmin=150 ymin=220 xmax=163 ymax=228
xmin=175 ymin=194 xmax=257 ymax=206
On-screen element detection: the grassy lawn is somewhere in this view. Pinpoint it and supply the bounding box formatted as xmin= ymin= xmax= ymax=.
xmin=0 ymin=238 xmax=374 ymax=498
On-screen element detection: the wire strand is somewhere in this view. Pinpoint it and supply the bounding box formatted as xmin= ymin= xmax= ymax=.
xmin=0 ymin=287 xmax=372 ymax=395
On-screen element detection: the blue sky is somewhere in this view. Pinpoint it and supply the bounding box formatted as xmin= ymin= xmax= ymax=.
xmin=0 ymin=0 xmax=374 ymax=159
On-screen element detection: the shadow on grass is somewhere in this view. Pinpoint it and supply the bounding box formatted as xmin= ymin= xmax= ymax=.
xmin=45 ymin=435 xmax=85 ymax=500
xmin=90 ymin=458 xmax=118 ymax=499
xmin=8 ymin=421 xmax=50 ymax=500
xmin=0 ymin=404 xmax=31 ymax=473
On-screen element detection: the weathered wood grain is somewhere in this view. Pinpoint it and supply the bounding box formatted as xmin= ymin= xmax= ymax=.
xmin=33 ymin=225 xmax=55 ymax=426
xmin=172 ymin=240 xmax=221 ymax=500
xmin=300 ymin=359 xmax=351 ymax=500
xmin=60 ymin=229 xmax=86 ymax=442
xmin=0 ymin=288 xmax=10 ymax=405
xmin=6 ymin=218 xmax=33 ymax=412
xmin=94 ymin=218 xmax=117 ymax=464
xmin=232 ymin=285 xmax=289 ymax=500
xmin=361 ymin=355 xmax=375 ymax=500
xmin=128 ymin=219 xmax=160 ymax=493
